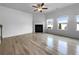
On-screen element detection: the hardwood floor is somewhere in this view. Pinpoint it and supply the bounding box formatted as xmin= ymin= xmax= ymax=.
xmin=0 ymin=33 xmax=79 ymax=55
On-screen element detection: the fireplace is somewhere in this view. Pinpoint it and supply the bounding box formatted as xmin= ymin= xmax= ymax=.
xmin=35 ymin=24 xmax=43 ymax=33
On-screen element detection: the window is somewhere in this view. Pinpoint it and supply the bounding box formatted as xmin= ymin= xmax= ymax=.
xmin=76 ymin=15 xmax=79 ymax=31
xmin=47 ymin=19 xmax=53 ymax=29
xmin=57 ymin=16 xmax=68 ymax=30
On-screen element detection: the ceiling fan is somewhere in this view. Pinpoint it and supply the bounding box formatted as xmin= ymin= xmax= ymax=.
xmin=32 ymin=3 xmax=48 ymax=12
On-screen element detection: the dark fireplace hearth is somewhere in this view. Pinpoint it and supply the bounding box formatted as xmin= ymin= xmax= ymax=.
xmin=35 ymin=24 xmax=43 ymax=33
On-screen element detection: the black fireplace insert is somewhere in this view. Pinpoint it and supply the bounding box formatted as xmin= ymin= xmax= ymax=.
xmin=35 ymin=24 xmax=43 ymax=32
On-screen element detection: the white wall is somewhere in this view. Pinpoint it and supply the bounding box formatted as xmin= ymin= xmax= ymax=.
xmin=0 ymin=6 xmax=32 ymax=38
xmin=33 ymin=13 xmax=46 ymax=32
xmin=45 ymin=4 xmax=79 ymax=39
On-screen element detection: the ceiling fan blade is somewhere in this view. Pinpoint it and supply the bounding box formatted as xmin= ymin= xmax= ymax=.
xmin=42 ymin=8 xmax=48 ymax=9
xmin=37 ymin=4 xmax=40 ymax=7
xmin=40 ymin=10 xmax=42 ymax=12
xmin=41 ymin=3 xmax=44 ymax=7
xmin=32 ymin=6 xmax=38 ymax=8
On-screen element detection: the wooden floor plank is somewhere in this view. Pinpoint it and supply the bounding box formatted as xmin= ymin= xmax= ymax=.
xmin=0 ymin=33 xmax=79 ymax=55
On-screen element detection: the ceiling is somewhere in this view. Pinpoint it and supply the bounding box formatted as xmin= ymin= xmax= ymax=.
xmin=0 ymin=3 xmax=74 ymax=14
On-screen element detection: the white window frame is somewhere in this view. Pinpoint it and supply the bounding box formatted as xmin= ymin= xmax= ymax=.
xmin=76 ymin=15 xmax=79 ymax=31
xmin=47 ymin=19 xmax=53 ymax=30
xmin=57 ymin=16 xmax=68 ymax=30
